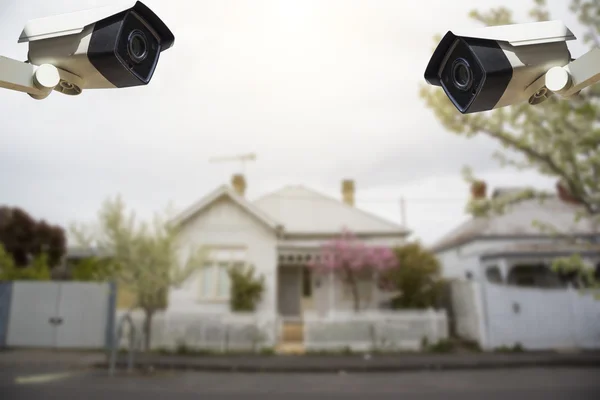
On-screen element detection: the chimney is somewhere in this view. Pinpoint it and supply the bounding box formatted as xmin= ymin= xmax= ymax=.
xmin=471 ymin=180 xmax=487 ymax=199
xmin=556 ymin=180 xmax=579 ymax=204
xmin=231 ymin=174 xmax=246 ymax=197
xmin=342 ymin=179 xmax=355 ymax=206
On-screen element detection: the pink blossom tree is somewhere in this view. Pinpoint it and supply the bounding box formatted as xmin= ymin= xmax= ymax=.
xmin=308 ymin=228 xmax=398 ymax=312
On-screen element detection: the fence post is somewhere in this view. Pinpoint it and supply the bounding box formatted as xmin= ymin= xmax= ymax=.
xmin=428 ymin=308 xmax=438 ymax=344
xmin=105 ymin=281 xmax=117 ymax=352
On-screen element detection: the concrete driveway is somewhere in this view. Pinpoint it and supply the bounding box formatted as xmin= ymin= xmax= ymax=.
xmin=2 ymin=366 xmax=600 ymax=399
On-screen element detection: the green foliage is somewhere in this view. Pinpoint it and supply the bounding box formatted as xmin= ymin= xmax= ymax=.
xmin=70 ymin=195 xmax=207 ymax=350
xmin=70 ymin=256 xmax=118 ymax=281
xmin=0 ymin=206 xmax=66 ymax=269
xmin=422 ymin=338 xmax=456 ymax=353
xmin=494 ymin=343 xmax=524 ymax=353
xmin=0 ymin=244 xmax=51 ymax=281
xmin=228 ymin=264 xmax=265 ymax=312
xmin=381 ymin=242 xmax=445 ymax=309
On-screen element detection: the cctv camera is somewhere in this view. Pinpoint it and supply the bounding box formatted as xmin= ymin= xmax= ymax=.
xmin=18 ymin=1 xmax=174 ymax=95
xmin=424 ymin=21 xmax=575 ymax=114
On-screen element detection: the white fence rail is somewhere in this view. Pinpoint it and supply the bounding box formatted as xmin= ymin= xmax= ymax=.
xmin=116 ymin=309 xmax=448 ymax=352
xmin=303 ymin=310 xmax=448 ymax=352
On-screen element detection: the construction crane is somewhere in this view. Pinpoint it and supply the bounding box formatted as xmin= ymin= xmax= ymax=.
xmin=209 ymin=152 xmax=257 ymax=174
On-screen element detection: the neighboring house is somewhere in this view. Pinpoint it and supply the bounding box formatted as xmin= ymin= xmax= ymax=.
xmin=432 ymin=185 xmax=600 ymax=286
xmin=168 ymin=175 xmax=410 ymax=320
xmin=432 ymin=183 xmax=600 ymax=351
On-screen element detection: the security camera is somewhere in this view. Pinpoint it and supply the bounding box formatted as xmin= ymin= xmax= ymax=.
xmin=424 ymin=21 xmax=577 ymax=114
xmin=0 ymin=1 xmax=174 ymax=99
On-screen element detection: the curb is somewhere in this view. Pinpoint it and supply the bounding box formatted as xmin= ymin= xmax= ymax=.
xmin=94 ymin=357 xmax=600 ymax=373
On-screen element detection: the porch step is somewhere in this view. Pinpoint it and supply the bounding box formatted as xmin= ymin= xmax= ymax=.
xmin=276 ymin=341 xmax=305 ymax=355
xmin=282 ymin=322 xmax=304 ymax=342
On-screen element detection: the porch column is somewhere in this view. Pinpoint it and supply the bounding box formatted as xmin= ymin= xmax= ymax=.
xmin=498 ymin=259 xmax=510 ymax=283
xmin=373 ymin=270 xmax=379 ymax=310
xmin=328 ymin=270 xmax=335 ymax=317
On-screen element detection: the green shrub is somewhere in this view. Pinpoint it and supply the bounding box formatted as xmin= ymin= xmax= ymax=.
xmin=228 ymin=264 xmax=265 ymax=312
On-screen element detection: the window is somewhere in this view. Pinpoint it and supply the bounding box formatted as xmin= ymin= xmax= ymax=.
xmin=198 ymin=247 xmax=246 ymax=301
xmin=485 ymin=266 xmax=503 ymax=284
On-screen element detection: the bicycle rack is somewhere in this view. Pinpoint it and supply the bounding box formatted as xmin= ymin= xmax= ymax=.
xmin=108 ymin=313 xmax=145 ymax=376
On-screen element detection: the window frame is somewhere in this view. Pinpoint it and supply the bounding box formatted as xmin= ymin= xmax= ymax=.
xmin=197 ymin=246 xmax=247 ymax=302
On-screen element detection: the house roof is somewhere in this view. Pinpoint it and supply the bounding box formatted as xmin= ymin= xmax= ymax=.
xmin=253 ymin=185 xmax=409 ymax=236
xmin=170 ymin=185 xmax=282 ymax=231
xmin=431 ymin=189 xmax=598 ymax=253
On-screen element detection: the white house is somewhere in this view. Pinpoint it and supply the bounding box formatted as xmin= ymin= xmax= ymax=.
xmin=168 ymin=175 xmax=410 ymax=321
xmin=432 ymin=183 xmax=600 ymax=351
xmin=432 ymin=185 xmax=600 ymax=285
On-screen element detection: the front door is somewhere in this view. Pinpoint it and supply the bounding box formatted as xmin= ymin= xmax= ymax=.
xmin=278 ymin=267 xmax=301 ymax=317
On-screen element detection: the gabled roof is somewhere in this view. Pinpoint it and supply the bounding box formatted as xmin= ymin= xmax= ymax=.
xmin=253 ymin=185 xmax=409 ymax=236
xmin=431 ymin=190 xmax=598 ymax=253
xmin=170 ymin=185 xmax=282 ymax=231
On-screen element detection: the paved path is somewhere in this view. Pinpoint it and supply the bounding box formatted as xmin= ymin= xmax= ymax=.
xmin=1 ymin=367 xmax=599 ymax=399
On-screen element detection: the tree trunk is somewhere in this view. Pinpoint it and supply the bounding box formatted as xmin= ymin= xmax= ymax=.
xmin=142 ymin=309 xmax=154 ymax=352
xmin=346 ymin=270 xmax=360 ymax=312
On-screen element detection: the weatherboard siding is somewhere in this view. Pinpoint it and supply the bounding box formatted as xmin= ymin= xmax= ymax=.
xmin=168 ymin=196 xmax=278 ymax=318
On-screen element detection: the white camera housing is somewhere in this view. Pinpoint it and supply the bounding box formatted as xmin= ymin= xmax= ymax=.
xmin=424 ymin=21 xmax=575 ymax=114
xmin=18 ymin=1 xmax=174 ymax=95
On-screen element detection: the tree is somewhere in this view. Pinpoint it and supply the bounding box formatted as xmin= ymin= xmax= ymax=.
xmin=308 ymin=229 xmax=398 ymax=312
xmin=380 ymin=242 xmax=445 ymax=309
xmin=420 ymin=0 xmax=600 ymax=286
xmin=0 ymin=243 xmax=51 ymax=281
xmin=0 ymin=206 xmax=66 ymax=269
xmin=70 ymin=256 xmax=116 ymax=282
xmin=71 ymin=196 xmax=206 ymax=350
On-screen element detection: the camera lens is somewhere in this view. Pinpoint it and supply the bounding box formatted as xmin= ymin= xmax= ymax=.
xmin=127 ymin=30 xmax=148 ymax=63
xmin=451 ymin=58 xmax=473 ymax=91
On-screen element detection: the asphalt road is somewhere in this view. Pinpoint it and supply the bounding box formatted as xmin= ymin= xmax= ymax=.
xmin=1 ymin=366 xmax=599 ymax=399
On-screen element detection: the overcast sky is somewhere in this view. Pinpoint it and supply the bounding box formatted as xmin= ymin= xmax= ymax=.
xmin=0 ymin=0 xmax=588 ymax=245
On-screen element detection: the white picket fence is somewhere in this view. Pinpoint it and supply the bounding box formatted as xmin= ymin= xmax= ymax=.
xmin=303 ymin=309 xmax=448 ymax=351
xmin=115 ymin=311 xmax=278 ymax=351
xmin=116 ymin=309 xmax=448 ymax=352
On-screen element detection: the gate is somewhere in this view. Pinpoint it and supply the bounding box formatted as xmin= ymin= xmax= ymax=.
xmin=5 ymin=281 xmax=114 ymax=349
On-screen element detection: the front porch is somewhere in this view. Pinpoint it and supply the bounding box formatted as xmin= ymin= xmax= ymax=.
xmin=275 ymin=247 xmax=391 ymax=353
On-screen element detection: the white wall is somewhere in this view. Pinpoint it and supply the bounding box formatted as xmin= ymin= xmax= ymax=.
xmin=449 ymin=280 xmax=485 ymax=344
xmin=169 ymin=196 xmax=278 ymax=318
xmin=451 ymin=280 xmax=600 ymax=351
xmin=482 ymin=283 xmax=600 ymax=350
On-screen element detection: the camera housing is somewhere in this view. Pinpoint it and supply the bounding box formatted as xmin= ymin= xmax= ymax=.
xmin=18 ymin=1 xmax=174 ymax=95
xmin=424 ymin=21 xmax=575 ymax=114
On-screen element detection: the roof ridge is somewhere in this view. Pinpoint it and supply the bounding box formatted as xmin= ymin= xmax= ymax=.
xmin=255 ymin=184 xmax=408 ymax=233
xmin=171 ymin=185 xmax=282 ymax=230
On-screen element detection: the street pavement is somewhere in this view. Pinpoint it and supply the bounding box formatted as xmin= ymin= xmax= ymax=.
xmin=1 ymin=366 xmax=599 ymax=399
